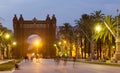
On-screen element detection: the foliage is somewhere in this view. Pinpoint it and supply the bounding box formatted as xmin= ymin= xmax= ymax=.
xmin=0 ymin=59 xmax=22 ymax=71
xmin=0 ymin=61 xmax=14 ymax=71
xmin=94 ymin=15 xmax=116 ymax=43
xmin=0 ymin=24 xmax=14 ymax=59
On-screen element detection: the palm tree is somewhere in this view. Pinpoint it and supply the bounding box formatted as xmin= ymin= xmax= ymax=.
xmin=75 ymin=14 xmax=94 ymax=59
xmin=91 ymin=10 xmax=104 ymax=22
xmin=0 ymin=25 xmax=6 ymax=59
xmin=73 ymin=24 xmax=85 ymax=58
xmin=0 ymin=24 xmax=13 ymax=59
xmin=94 ymin=15 xmax=116 ymax=59
xmin=58 ymin=23 xmax=73 ymax=57
xmin=91 ymin=10 xmax=104 ymax=59
xmin=74 ymin=10 xmax=105 ymax=59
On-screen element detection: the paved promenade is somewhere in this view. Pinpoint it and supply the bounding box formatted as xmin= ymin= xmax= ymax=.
xmin=12 ymin=59 xmax=120 ymax=73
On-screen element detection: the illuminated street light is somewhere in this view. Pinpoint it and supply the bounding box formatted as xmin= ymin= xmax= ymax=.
xmin=5 ymin=34 xmax=10 ymax=39
xmin=4 ymin=33 xmax=10 ymax=58
xmin=58 ymin=42 xmax=62 ymax=45
xmin=54 ymin=44 xmax=59 ymax=56
xmin=63 ymin=40 xmax=68 ymax=57
xmin=34 ymin=41 xmax=40 ymax=55
xmin=58 ymin=41 xmax=63 ymax=56
xmin=95 ymin=25 xmax=101 ymax=32
xmin=12 ymin=41 xmax=17 ymax=58
xmin=63 ymin=40 xmax=66 ymax=44
xmin=13 ymin=42 xmax=17 ymax=46
xmin=35 ymin=41 xmax=39 ymax=46
xmin=54 ymin=44 xmax=57 ymax=47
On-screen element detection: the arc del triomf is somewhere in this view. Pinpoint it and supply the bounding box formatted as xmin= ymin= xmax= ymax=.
xmin=13 ymin=14 xmax=56 ymax=58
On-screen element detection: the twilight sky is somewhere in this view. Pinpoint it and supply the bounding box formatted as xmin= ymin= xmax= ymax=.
xmin=0 ymin=0 xmax=120 ymax=30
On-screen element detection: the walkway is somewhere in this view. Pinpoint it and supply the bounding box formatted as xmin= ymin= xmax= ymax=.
xmin=13 ymin=59 xmax=120 ymax=73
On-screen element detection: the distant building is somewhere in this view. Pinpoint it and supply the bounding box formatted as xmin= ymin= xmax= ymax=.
xmin=13 ymin=14 xmax=57 ymax=58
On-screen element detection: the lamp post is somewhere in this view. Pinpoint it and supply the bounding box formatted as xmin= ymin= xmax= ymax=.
xmin=54 ymin=44 xmax=58 ymax=56
xmin=5 ymin=34 xmax=10 ymax=39
xmin=97 ymin=9 xmax=120 ymax=61
xmin=5 ymin=34 xmax=10 ymax=59
xmin=63 ymin=40 xmax=68 ymax=57
xmin=13 ymin=42 xmax=17 ymax=46
xmin=63 ymin=40 xmax=67 ymax=51
xmin=112 ymin=9 xmax=120 ymax=61
xmin=58 ymin=41 xmax=63 ymax=57
xmin=95 ymin=25 xmax=102 ymax=59
xmin=35 ymin=41 xmax=40 ymax=55
xmin=58 ymin=41 xmax=61 ymax=51
xmin=12 ymin=42 xmax=17 ymax=58
xmin=95 ymin=25 xmax=101 ymax=32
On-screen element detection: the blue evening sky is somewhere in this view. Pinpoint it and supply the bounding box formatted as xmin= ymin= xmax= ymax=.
xmin=0 ymin=0 xmax=120 ymax=30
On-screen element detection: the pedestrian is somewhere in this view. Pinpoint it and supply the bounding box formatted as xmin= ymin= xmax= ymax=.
xmin=73 ymin=56 xmax=76 ymax=66
xmin=30 ymin=56 xmax=34 ymax=61
xmin=36 ymin=55 xmax=39 ymax=62
xmin=63 ymin=54 xmax=68 ymax=66
xmin=24 ymin=55 xmax=29 ymax=62
xmin=14 ymin=60 xmax=20 ymax=70
xmin=55 ymin=56 xmax=60 ymax=65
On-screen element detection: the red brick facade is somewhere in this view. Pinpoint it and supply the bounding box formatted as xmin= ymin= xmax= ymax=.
xmin=13 ymin=14 xmax=56 ymax=58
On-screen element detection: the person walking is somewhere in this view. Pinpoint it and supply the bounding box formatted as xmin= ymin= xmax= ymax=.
xmin=24 ymin=55 xmax=29 ymax=62
xmin=73 ymin=56 xmax=76 ymax=67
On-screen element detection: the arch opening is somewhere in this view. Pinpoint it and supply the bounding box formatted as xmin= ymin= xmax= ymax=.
xmin=26 ymin=34 xmax=43 ymax=58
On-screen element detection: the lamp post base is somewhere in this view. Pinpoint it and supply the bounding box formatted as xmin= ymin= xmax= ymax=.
xmin=111 ymin=37 xmax=120 ymax=62
xmin=111 ymin=53 xmax=120 ymax=62
xmin=111 ymin=48 xmax=120 ymax=62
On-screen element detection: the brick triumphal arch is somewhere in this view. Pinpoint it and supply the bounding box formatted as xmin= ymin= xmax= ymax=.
xmin=13 ymin=14 xmax=56 ymax=58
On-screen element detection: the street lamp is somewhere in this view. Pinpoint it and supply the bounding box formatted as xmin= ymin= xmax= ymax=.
xmin=58 ymin=41 xmax=61 ymax=45
xmin=97 ymin=9 xmax=120 ymax=61
xmin=12 ymin=41 xmax=17 ymax=58
xmin=58 ymin=41 xmax=63 ymax=56
xmin=63 ymin=40 xmax=68 ymax=56
xmin=95 ymin=25 xmax=101 ymax=32
xmin=34 ymin=41 xmax=40 ymax=55
xmin=5 ymin=34 xmax=10 ymax=39
xmin=112 ymin=9 xmax=120 ymax=61
xmin=63 ymin=40 xmax=67 ymax=50
xmin=13 ymin=42 xmax=17 ymax=46
xmin=95 ymin=25 xmax=103 ymax=59
xmin=63 ymin=40 xmax=66 ymax=44
xmin=54 ymin=44 xmax=57 ymax=47
xmin=5 ymin=33 xmax=10 ymax=59
xmin=54 ymin=44 xmax=59 ymax=56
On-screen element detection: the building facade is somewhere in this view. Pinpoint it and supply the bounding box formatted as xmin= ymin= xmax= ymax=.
xmin=13 ymin=14 xmax=56 ymax=58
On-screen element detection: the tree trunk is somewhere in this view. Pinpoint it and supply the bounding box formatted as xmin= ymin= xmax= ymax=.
xmin=100 ymin=40 xmax=102 ymax=59
xmin=81 ymin=36 xmax=83 ymax=58
xmin=84 ymin=37 xmax=87 ymax=59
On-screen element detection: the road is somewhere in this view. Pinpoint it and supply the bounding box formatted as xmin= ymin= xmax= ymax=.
xmin=13 ymin=59 xmax=120 ymax=73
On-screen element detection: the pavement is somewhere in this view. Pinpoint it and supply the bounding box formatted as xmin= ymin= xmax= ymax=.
xmin=1 ymin=59 xmax=120 ymax=73
xmin=12 ymin=59 xmax=120 ymax=73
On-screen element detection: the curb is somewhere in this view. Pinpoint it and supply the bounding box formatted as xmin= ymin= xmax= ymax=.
xmin=11 ymin=69 xmax=15 ymax=73
xmin=0 ymin=60 xmax=13 ymax=64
